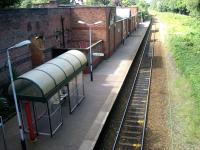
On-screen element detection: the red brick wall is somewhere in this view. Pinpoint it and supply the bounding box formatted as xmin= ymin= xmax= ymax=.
xmin=125 ymin=19 xmax=129 ymax=37
xmin=129 ymin=6 xmax=138 ymax=16
xmin=70 ymin=7 xmax=115 ymax=57
xmin=0 ymin=6 xmax=138 ymax=87
xmin=129 ymin=16 xmax=136 ymax=33
xmin=115 ymin=21 xmax=123 ymax=48
xmin=109 ymin=24 xmax=115 ymax=55
xmin=129 ymin=6 xmax=139 ymax=27
xmin=0 ymin=8 xmax=71 ymax=86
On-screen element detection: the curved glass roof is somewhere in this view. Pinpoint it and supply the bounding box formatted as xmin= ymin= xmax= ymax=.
xmin=12 ymin=50 xmax=87 ymax=102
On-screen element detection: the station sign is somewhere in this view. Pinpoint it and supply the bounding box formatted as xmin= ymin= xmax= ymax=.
xmin=92 ymin=52 xmax=104 ymax=57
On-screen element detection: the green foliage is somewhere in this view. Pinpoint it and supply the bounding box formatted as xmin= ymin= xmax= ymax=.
xmin=85 ymin=0 xmax=110 ymax=6
xmin=0 ymin=0 xmax=21 ymax=8
xmin=150 ymin=0 xmax=199 ymax=16
xmin=158 ymin=12 xmax=200 ymax=139
xmin=20 ymin=0 xmax=32 ymax=8
xmin=186 ymin=0 xmax=200 ymax=17
xmin=98 ymin=0 xmax=110 ymax=5
xmin=20 ymin=0 xmax=71 ymax=8
xmin=121 ymin=0 xmax=135 ymax=7
xmin=85 ymin=0 xmax=95 ymax=5
xmin=19 ymin=0 xmax=49 ymax=8
xmin=58 ymin=0 xmax=70 ymax=4
xmin=31 ymin=0 xmax=48 ymax=4
xmin=136 ymin=0 xmax=149 ymax=16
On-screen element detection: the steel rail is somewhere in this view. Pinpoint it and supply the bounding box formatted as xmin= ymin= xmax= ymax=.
xmin=112 ymin=22 xmax=152 ymax=150
xmin=141 ymin=24 xmax=154 ymax=150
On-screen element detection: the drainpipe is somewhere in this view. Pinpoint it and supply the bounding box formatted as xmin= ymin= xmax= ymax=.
xmin=61 ymin=16 xmax=65 ymax=48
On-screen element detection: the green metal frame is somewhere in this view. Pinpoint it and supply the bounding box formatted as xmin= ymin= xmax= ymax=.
xmin=9 ymin=50 xmax=87 ymax=103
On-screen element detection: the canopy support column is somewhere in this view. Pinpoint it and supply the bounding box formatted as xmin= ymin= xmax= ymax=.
xmin=46 ymin=102 xmax=53 ymax=137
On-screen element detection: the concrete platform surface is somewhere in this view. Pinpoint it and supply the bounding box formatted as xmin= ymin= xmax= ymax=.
xmin=3 ymin=21 xmax=150 ymax=150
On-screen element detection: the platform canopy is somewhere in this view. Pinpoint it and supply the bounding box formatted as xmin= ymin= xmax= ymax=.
xmin=11 ymin=50 xmax=87 ymax=102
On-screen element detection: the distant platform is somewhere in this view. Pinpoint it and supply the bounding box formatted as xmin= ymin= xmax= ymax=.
xmin=4 ymin=21 xmax=150 ymax=150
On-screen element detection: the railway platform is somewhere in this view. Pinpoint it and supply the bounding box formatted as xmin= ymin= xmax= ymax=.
xmin=4 ymin=21 xmax=150 ymax=150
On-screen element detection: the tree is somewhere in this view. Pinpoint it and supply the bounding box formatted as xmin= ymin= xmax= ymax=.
xmin=96 ymin=0 xmax=110 ymax=5
xmin=150 ymin=0 xmax=158 ymax=10
xmin=186 ymin=0 xmax=200 ymax=16
xmin=20 ymin=0 xmax=32 ymax=8
xmin=150 ymin=0 xmax=199 ymax=16
xmin=20 ymin=0 xmax=71 ymax=8
xmin=176 ymin=0 xmax=187 ymax=14
xmin=121 ymin=0 xmax=134 ymax=7
xmin=32 ymin=0 xmax=48 ymax=3
xmin=57 ymin=0 xmax=70 ymax=4
xmin=136 ymin=0 xmax=149 ymax=15
xmin=0 ymin=0 xmax=21 ymax=8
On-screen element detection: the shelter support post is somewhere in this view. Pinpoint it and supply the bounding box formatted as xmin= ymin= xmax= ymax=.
xmin=46 ymin=102 xmax=53 ymax=137
xmin=24 ymin=102 xmax=36 ymax=141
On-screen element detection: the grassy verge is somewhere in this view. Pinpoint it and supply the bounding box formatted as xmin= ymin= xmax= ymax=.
xmin=154 ymin=12 xmax=200 ymax=148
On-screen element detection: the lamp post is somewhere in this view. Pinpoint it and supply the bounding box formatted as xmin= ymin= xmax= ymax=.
xmin=78 ymin=20 xmax=102 ymax=81
xmin=7 ymin=40 xmax=31 ymax=150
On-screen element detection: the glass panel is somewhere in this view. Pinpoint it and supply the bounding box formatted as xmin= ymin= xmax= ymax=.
xmin=59 ymin=86 xmax=68 ymax=104
xmin=69 ymin=77 xmax=78 ymax=111
xmin=20 ymin=93 xmax=62 ymax=136
xmin=47 ymin=94 xmax=62 ymax=135
xmin=68 ymin=72 xmax=85 ymax=112
xmin=77 ymin=72 xmax=84 ymax=99
xmin=33 ymin=102 xmax=50 ymax=135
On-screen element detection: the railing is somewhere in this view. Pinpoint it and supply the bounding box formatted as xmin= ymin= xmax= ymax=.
xmin=69 ymin=40 xmax=104 ymax=71
xmin=52 ymin=40 xmax=104 ymax=72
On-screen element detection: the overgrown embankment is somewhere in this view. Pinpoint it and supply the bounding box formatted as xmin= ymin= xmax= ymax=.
xmin=156 ymin=12 xmax=200 ymax=148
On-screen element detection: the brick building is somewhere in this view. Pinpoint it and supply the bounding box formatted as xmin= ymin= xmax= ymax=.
xmin=0 ymin=6 xmax=139 ymax=89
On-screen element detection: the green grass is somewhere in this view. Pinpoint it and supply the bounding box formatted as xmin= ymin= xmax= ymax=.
xmin=155 ymin=12 xmax=200 ymax=148
xmin=159 ymin=13 xmax=200 ymax=101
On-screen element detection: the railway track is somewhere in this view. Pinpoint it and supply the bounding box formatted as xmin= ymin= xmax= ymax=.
xmin=95 ymin=21 xmax=154 ymax=150
xmin=113 ymin=30 xmax=153 ymax=150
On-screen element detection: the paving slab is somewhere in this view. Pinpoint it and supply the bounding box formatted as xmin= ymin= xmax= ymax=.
xmin=3 ymin=21 xmax=150 ymax=150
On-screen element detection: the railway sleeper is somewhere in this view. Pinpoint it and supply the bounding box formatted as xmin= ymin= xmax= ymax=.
xmin=130 ymin=97 xmax=147 ymax=100
xmin=132 ymin=92 xmax=147 ymax=95
xmin=137 ymin=77 xmax=149 ymax=80
xmin=126 ymin=110 xmax=145 ymax=114
xmin=129 ymin=107 xmax=145 ymax=111
xmin=130 ymin=103 xmax=146 ymax=107
xmin=127 ymin=111 xmax=144 ymax=115
xmin=133 ymin=90 xmax=148 ymax=93
xmin=129 ymin=105 xmax=146 ymax=109
xmin=135 ymin=85 xmax=149 ymax=91
xmin=124 ymin=119 xmax=143 ymax=125
xmin=121 ymin=130 xmax=142 ymax=135
xmin=130 ymin=101 xmax=147 ymax=105
xmin=135 ymin=81 xmax=149 ymax=85
xmin=117 ymin=143 xmax=141 ymax=150
xmin=130 ymin=96 xmax=147 ymax=100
